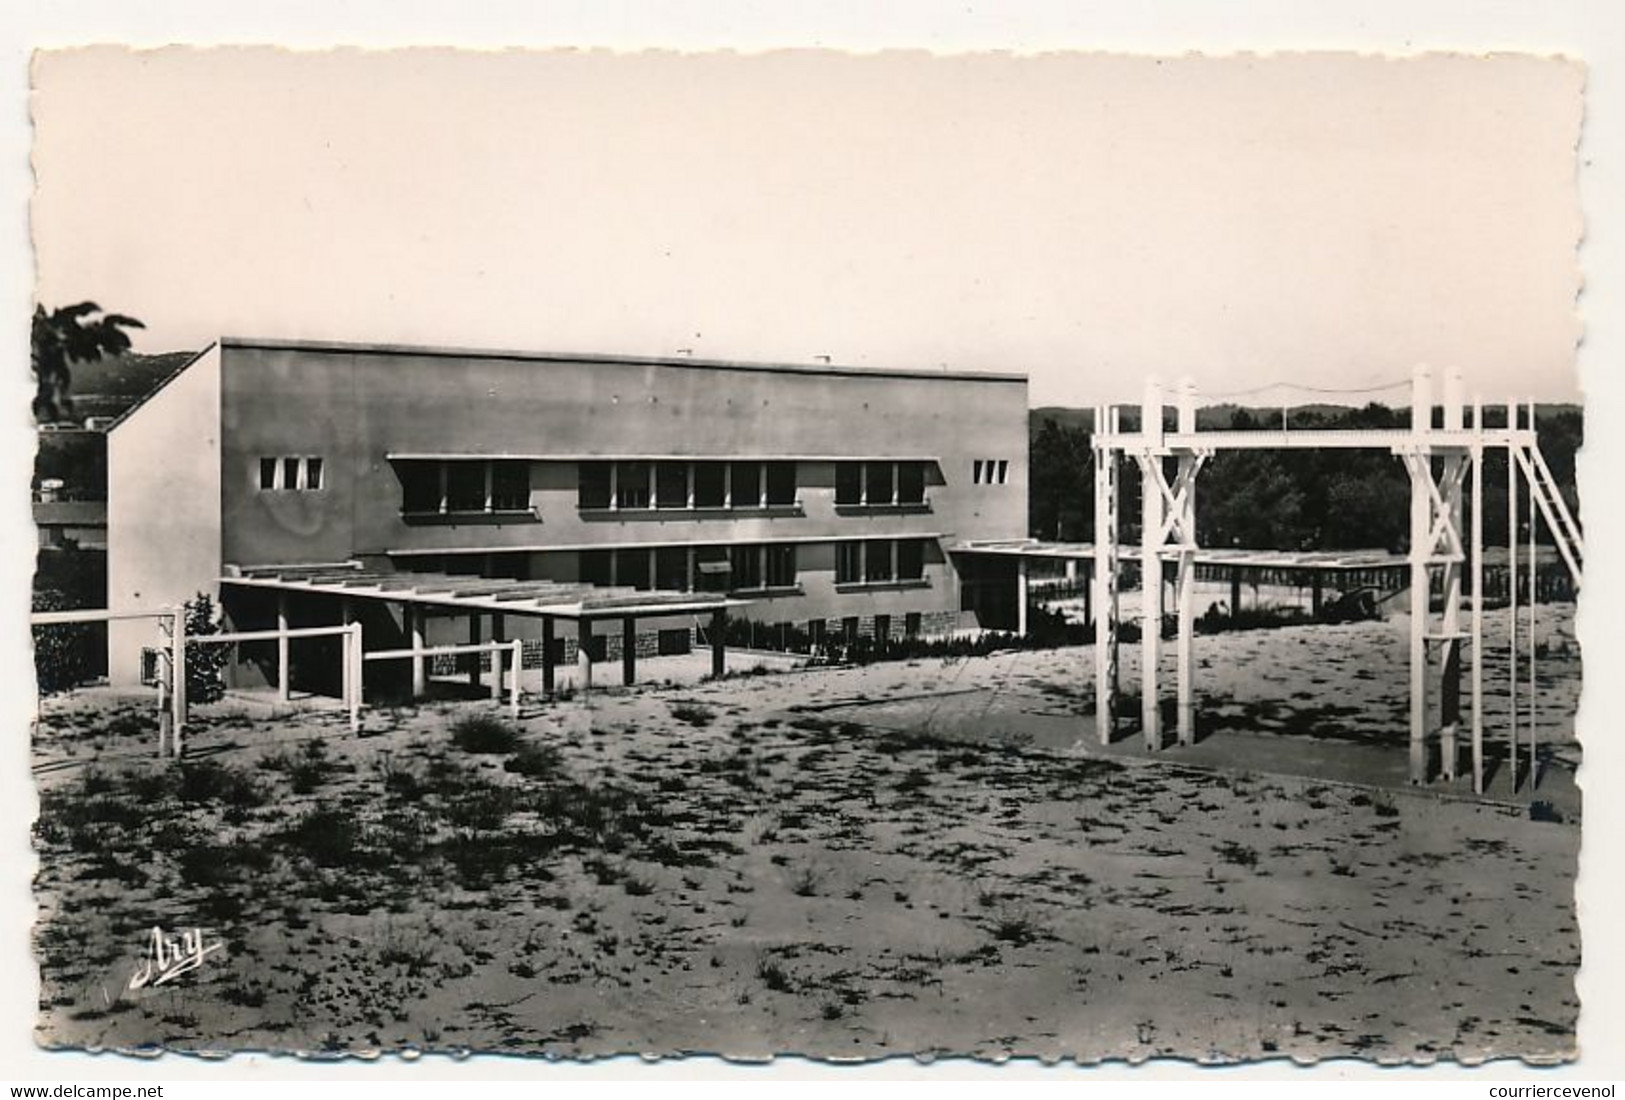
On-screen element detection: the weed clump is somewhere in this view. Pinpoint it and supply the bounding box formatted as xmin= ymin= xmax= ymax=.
xmin=260 ymin=739 xmax=335 ymax=794
xmin=451 ymin=714 xmax=521 ymax=755
xmin=669 ymin=703 xmax=716 ymax=727
xmin=504 ymin=742 xmax=564 ymax=778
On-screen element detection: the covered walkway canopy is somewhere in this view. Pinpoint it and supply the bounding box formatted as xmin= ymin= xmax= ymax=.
xmin=951 ymin=539 xmax=1411 ymax=634
xmin=953 ymin=539 xmax=1407 ymax=571
xmin=220 ymin=561 xmax=747 ymax=696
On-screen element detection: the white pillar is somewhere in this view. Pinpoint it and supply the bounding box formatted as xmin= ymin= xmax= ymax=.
xmin=509 ymin=638 xmax=523 ymax=719
xmin=277 ymin=591 xmax=291 ymax=702
xmin=1093 ymin=412 xmax=1115 ymax=746
xmin=1527 ymin=409 xmax=1537 ymax=785
xmin=156 ymin=619 xmax=172 ymax=759
xmin=410 ymin=604 xmax=427 ymax=698
xmin=348 ymin=622 xmax=363 ymax=733
xmin=1507 ymin=411 xmax=1520 ymax=791
xmin=1406 ymin=367 xmax=1432 ymax=784
xmin=1141 ymin=457 xmax=1163 ymax=751
xmin=172 ymin=609 xmax=187 ymax=756
xmin=1016 ymin=558 xmax=1030 ymax=637
xmin=578 ymin=619 xmax=594 ymax=695
xmin=1470 ymin=416 xmax=1485 ymax=793
xmin=1175 ymin=456 xmax=1197 ymax=747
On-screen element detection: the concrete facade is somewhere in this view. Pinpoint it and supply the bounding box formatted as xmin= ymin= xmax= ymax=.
xmin=107 ymin=344 xmax=222 ymax=680
xmin=106 ymin=338 xmax=1029 ymax=685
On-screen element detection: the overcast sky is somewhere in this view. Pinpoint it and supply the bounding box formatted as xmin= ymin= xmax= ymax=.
xmin=30 ymin=48 xmax=1584 ymax=405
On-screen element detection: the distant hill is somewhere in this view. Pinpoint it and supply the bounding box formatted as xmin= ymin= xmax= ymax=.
xmin=1029 ymin=407 xmax=1095 ymax=433
xmin=34 ymin=350 xmax=196 ymax=498
xmin=68 ymin=349 xmax=197 ymax=397
xmin=53 ymin=350 xmax=198 ymax=423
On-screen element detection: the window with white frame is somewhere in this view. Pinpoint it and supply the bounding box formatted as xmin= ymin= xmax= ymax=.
xmin=765 ymin=543 xmax=797 ymax=588
xmin=972 ymin=458 xmax=1010 ymax=485
xmin=259 ymin=456 xmax=325 ymax=492
xmin=835 ymin=541 xmax=863 ymax=584
xmin=865 ymin=539 xmax=895 ymax=583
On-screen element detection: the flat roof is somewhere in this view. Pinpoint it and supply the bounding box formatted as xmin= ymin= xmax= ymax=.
xmin=953 ymin=540 xmax=1412 ymax=571
xmin=219 ymin=336 xmax=1028 ymax=386
xmin=222 ymin=562 xmax=748 ymax=621
xmin=385 ymin=451 xmax=943 ymax=463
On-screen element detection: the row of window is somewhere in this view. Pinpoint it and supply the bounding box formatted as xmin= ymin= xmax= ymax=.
xmin=398 ymin=459 xmax=531 ymax=514
xmin=833 ymin=461 xmax=929 ymax=507
xmin=581 ymin=543 xmax=803 ymax=593
xmin=259 ymin=456 xmax=324 ymax=492
xmin=578 ymin=460 xmax=798 ymax=511
xmin=403 ymin=538 xmax=932 ymax=594
xmin=273 ymin=456 xmax=1004 ymax=507
xmin=834 ymin=538 xmax=927 ymax=585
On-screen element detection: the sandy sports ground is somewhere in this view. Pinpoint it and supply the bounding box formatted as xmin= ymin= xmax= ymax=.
xmin=30 ymin=606 xmax=1581 ymax=1064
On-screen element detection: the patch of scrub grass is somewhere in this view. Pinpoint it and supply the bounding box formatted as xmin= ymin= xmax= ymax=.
xmin=450 ymin=714 xmax=522 ymax=755
xmin=669 ymin=703 xmax=716 ymax=728
xmin=260 ymin=738 xmax=335 ymax=794
xmin=177 ymin=760 xmax=268 ymax=809
xmin=789 ymin=864 xmax=825 ymax=897
xmin=989 ymin=909 xmax=1045 ymax=947
xmin=504 ymin=742 xmax=564 ymax=778
xmin=756 ymin=956 xmax=794 ymax=993
xmin=277 ymin=807 xmax=376 ymax=869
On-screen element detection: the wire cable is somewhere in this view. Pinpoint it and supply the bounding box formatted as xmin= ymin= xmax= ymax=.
xmin=1199 ymin=376 xmax=1413 ymax=401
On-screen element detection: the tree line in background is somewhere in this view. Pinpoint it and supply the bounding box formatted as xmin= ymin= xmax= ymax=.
xmin=1030 ymin=402 xmax=1583 ymax=552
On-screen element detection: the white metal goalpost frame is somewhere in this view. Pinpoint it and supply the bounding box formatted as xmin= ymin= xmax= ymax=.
xmin=362 ymin=637 xmax=524 ymax=721
xmin=1089 ymin=364 xmax=1582 ymax=792
xmin=30 ymin=606 xmax=183 ymax=757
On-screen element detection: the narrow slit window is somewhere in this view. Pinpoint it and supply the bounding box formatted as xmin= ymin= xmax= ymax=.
xmin=283 ymin=457 xmax=301 ymax=492
xmin=865 ymin=539 xmax=894 ymax=583
xmin=835 ymin=541 xmax=862 ymax=584
xmin=730 ymin=461 xmax=762 ymax=508
xmin=897 ymin=461 xmax=925 ymax=505
xmin=897 ymin=539 xmax=926 ymax=580
xmin=765 ymin=462 xmax=797 ymax=507
xmin=446 ymin=462 xmax=486 ymax=512
xmin=491 ymin=461 xmax=530 ymax=511
xmin=765 ymin=544 xmax=797 ymax=587
xmin=730 ymin=544 xmax=763 ymax=590
xmin=578 ymin=462 xmax=612 ymax=509
xmin=259 ymin=458 xmax=278 ymax=490
xmin=400 ymin=461 xmax=441 ymax=513
xmin=656 ymin=461 xmax=689 ymax=509
xmin=692 ymin=462 xmax=726 ymax=508
xmin=835 ymin=462 xmax=864 ymax=505
xmin=655 ymin=547 xmax=690 ymax=592
xmin=865 ymin=462 xmax=895 ymax=506
xmin=972 ymin=459 xmax=985 ymax=485
xmin=305 ymin=457 xmax=324 ymax=491
xmin=616 ymin=461 xmax=651 ymax=509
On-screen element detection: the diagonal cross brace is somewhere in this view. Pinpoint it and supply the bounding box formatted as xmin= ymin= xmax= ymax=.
xmin=1402 ymin=453 xmax=1468 ymax=561
xmin=1137 ymin=452 xmax=1209 ymax=547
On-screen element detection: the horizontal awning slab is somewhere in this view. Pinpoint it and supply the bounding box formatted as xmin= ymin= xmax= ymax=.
xmin=221 ymin=561 xmax=747 ymax=620
xmin=952 ymin=540 xmax=1411 ymax=572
